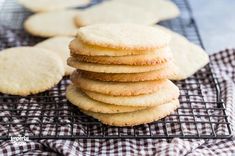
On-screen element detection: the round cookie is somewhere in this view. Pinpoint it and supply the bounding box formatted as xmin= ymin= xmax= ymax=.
xmin=69 ymin=38 xmax=156 ymax=56
xmin=77 ymin=23 xmax=171 ymax=50
xmin=77 ymin=62 xmax=179 ymax=82
xmin=17 ymin=0 xmax=90 ymax=12
xmin=67 ymin=57 xmax=169 ymax=73
xmin=71 ymin=70 xmax=172 ymax=96
xmin=24 ymin=10 xmax=79 ymax=37
xmin=36 ymin=36 xmax=74 ymax=75
xmin=0 ymin=47 xmax=64 ymax=96
xmin=74 ymin=1 xmax=159 ymax=27
xmin=66 ymin=84 xmax=147 ymax=114
xmin=82 ymin=99 xmax=180 ymax=127
xmin=83 ymin=81 xmax=180 ymax=106
xmin=71 ymin=47 xmax=172 ymax=65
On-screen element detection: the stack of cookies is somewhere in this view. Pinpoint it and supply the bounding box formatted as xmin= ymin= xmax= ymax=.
xmin=66 ymin=24 xmax=180 ymax=127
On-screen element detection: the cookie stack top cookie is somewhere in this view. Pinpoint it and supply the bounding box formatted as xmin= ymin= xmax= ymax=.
xmin=66 ymin=24 xmax=180 ymax=127
xmin=76 ymin=24 xmax=171 ymax=50
xmin=70 ymin=23 xmax=171 ymax=55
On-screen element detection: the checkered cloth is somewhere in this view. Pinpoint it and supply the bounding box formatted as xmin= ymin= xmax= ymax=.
xmin=0 ymin=49 xmax=235 ymax=156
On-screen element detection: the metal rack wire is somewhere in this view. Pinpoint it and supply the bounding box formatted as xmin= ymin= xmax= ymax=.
xmin=0 ymin=0 xmax=232 ymax=140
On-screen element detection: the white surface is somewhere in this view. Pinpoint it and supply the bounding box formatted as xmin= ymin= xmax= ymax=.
xmin=189 ymin=0 xmax=235 ymax=54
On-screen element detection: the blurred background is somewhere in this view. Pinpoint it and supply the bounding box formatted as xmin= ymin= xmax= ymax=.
xmin=0 ymin=0 xmax=234 ymax=54
xmin=189 ymin=0 xmax=235 ymax=53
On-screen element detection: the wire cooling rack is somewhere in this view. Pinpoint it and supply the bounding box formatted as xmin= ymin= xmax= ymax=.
xmin=0 ymin=0 xmax=232 ymax=140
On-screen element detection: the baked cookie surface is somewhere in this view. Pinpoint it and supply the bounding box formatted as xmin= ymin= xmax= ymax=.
xmin=83 ymin=81 xmax=179 ymax=107
xmin=69 ymin=38 xmax=157 ymax=56
xmin=0 ymin=47 xmax=64 ymax=96
xmin=82 ymin=99 xmax=180 ymax=127
xmin=77 ymin=24 xmax=171 ymax=50
xmin=117 ymin=0 xmax=180 ymax=21
xmin=71 ymin=70 xmax=173 ymax=96
xmin=66 ymin=84 xmax=147 ymax=114
xmin=75 ymin=1 xmax=159 ymax=26
xmin=18 ymin=0 xmax=90 ymax=12
xmin=77 ymin=62 xmax=178 ymax=82
xmin=24 ymin=10 xmax=79 ymax=37
xmin=155 ymin=25 xmax=209 ymax=80
xmin=36 ymin=36 xmax=74 ymax=75
xmin=67 ymin=57 xmax=169 ymax=73
xmin=71 ymin=47 xmax=172 ymax=65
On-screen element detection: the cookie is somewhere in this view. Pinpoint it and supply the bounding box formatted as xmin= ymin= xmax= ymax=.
xmin=74 ymin=1 xmax=159 ymax=27
xmin=24 ymin=10 xmax=79 ymax=37
xmin=67 ymin=57 xmax=169 ymax=73
xmin=76 ymin=62 xmax=178 ymax=82
xmin=118 ymin=0 xmax=180 ymax=21
xmin=71 ymin=47 xmax=172 ymax=65
xmin=82 ymin=99 xmax=180 ymax=127
xmin=77 ymin=23 xmax=171 ymax=50
xmin=71 ymin=70 xmax=172 ymax=96
xmin=0 ymin=47 xmax=64 ymax=96
xmin=17 ymin=0 xmax=90 ymax=12
xmin=69 ymin=38 xmax=156 ymax=56
xmin=83 ymin=81 xmax=179 ymax=106
xmin=36 ymin=36 xmax=74 ymax=75
xmin=66 ymin=84 xmax=147 ymax=114
xmin=154 ymin=25 xmax=209 ymax=80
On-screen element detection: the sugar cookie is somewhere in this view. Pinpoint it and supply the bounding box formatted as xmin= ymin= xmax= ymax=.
xmin=69 ymin=38 xmax=156 ymax=56
xmin=18 ymin=0 xmax=90 ymax=12
xmin=68 ymin=57 xmax=169 ymax=73
xmin=75 ymin=62 xmax=178 ymax=82
xmin=71 ymin=71 xmax=173 ymax=96
xmin=82 ymin=99 xmax=180 ymax=127
xmin=77 ymin=23 xmax=171 ymax=50
xmin=83 ymin=81 xmax=179 ymax=107
xmin=24 ymin=10 xmax=79 ymax=37
xmin=71 ymin=47 xmax=172 ymax=65
xmin=154 ymin=25 xmax=209 ymax=80
xmin=75 ymin=1 xmax=159 ymax=26
xmin=0 ymin=47 xmax=64 ymax=96
xmin=66 ymin=84 xmax=147 ymax=114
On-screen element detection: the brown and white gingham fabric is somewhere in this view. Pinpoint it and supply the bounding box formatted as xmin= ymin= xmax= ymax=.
xmin=0 ymin=49 xmax=235 ymax=156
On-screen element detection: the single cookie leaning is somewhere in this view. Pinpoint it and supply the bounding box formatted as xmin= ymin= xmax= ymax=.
xmin=82 ymin=99 xmax=180 ymax=127
xmin=83 ymin=81 xmax=179 ymax=107
xmin=71 ymin=47 xmax=172 ymax=65
xmin=36 ymin=36 xmax=74 ymax=76
xmin=77 ymin=62 xmax=179 ymax=82
xmin=67 ymin=57 xmax=169 ymax=73
xmin=69 ymin=38 xmax=157 ymax=56
xmin=17 ymin=0 xmax=90 ymax=12
xmin=66 ymin=84 xmax=147 ymax=114
xmin=154 ymin=25 xmax=209 ymax=80
xmin=71 ymin=70 xmax=173 ymax=96
xmin=24 ymin=10 xmax=79 ymax=37
xmin=77 ymin=23 xmax=171 ymax=50
xmin=0 ymin=47 xmax=64 ymax=96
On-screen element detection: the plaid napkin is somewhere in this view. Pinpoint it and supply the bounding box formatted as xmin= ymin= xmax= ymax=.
xmin=0 ymin=49 xmax=235 ymax=156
